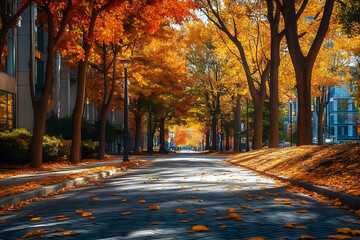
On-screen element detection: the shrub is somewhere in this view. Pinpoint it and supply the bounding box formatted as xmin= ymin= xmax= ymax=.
xmin=42 ymin=136 xmax=61 ymax=162
xmin=58 ymin=139 xmax=71 ymax=159
xmin=0 ymin=129 xmax=31 ymax=164
xmin=82 ymin=140 xmax=99 ymax=159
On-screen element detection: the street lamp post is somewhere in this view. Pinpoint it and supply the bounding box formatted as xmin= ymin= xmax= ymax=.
xmin=121 ymin=59 xmax=131 ymax=162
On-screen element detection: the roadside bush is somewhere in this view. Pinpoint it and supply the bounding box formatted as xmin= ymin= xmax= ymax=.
xmin=42 ymin=136 xmax=61 ymax=162
xmin=58 ymin=139 xmax=71 ymax=159
xmin=82 ymin=140 xmax=99 ymax=159
xmin=0 ymin=129 xmax=31 ymax=164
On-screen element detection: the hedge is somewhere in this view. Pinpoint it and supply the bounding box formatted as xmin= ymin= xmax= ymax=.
xmin=0 ymin=129 xmax=98 ymax=165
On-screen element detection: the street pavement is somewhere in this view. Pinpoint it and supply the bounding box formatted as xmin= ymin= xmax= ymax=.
xmin=0 ymin=153 xmax=359 ymax=239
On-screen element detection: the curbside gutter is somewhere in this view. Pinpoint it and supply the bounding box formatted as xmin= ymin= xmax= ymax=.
xmin=0 ymin=163 xmax=138 ymax=208
xmin=227 ymin=162 xmax=360 ymax=210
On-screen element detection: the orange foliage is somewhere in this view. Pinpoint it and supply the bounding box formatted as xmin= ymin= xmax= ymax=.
xmin=226 ymin=142 xmax=360 ymax=196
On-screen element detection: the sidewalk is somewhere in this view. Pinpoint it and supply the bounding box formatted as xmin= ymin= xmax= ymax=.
xmin=0 ymin=157 xmax=153 ymax=208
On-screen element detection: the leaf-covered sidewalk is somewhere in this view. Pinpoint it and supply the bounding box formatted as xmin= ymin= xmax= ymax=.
xmin=225 ymin=142 xmax=360 ymax=198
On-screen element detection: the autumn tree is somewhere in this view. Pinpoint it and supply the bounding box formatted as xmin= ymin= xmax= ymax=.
xmin=28 ymin=0 xmax=72 ymax=167
xmin=274 ymin=0 xmax=336 ymax=145
xmin=199 ymin=0 xmax=270 ymax=149
xmin=0 ymin=0 xmax=34 ymax=70
xmin=185 ymin=23 xmax=227 ymax=150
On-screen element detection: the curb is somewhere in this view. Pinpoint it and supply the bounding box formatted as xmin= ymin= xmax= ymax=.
xmin=0 ymin=163 xmax=138 ymax=208
xmin=227 ymin=162 xmax=360 ymax=210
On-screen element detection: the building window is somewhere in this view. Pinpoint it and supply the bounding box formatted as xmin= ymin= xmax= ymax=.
xmin=338 ymin=126 xmax=348 ymax=137
xmin=0 ymin=90 xmax=15 ymax=131
xmin=337 ymin=100 xmax=348 ymax=111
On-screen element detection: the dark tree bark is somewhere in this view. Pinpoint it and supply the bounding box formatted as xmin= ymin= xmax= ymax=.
xmin=211 ymin=114 xmax=217 ymax=150
xmin=134 ymin=113 xmax=142 ymax=154
xmin=70 ymin=10 xmax=98 ymax=164
xmin=225 ymin=128 xmax=230 ymax=150
xmin=205 ymin=130 xmax=210 ymax=150
xmin=278 ymin=0 xmax=335 ymax=145
xmin=266 ymin=0 xmax=286 ymax=148
xmin=316 ymin=86 xmax=329 ymax=145
xmin=97 ymin=43 xmax=119 ymax=159
xmin=159 ymin=117 xmax=166 ymax=153
xmin=233 ymin=94 xmax=241 ymax=152
xmin=29 ymin=1 xmax=72 ymax=167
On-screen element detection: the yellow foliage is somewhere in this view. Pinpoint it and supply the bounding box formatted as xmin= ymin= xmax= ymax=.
xmin=22 ymin=229 xmax=46 ymax=238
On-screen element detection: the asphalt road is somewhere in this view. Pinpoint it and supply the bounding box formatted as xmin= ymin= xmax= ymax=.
xmin=0 ymin=153 xmax=359 ymax=239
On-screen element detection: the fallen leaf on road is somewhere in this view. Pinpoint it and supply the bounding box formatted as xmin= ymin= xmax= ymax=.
xmin=297 ymin=210 xmax=308 ymax=213
xmin=121 ymin=199 xmax=127 ymax=202
xmin=196 ymin=199 xmax=203 ymax=202
xmin=283 ymin=223 xmax=296 ymax=228
xmin=55 ymin=228 xmax=63 ymax=232
xmin=265 ymin=192 xmax=278 ymax=196
xmin=92 ymin=197 xmax=99 ymax=201
xmin=327 ymin=235 xmax=352 ymax=239
xmin=256 ymin=196 xmax=265 ymax=200
xmin=336 ymin=228 xmax=351 ymax=234
xmin=174 ymin=209 xmax=188 ymax=214
xmin=82 ymin=212 xmax=92 ymax=217
xmin=138 ymin=200 xmax=146 ymax=204
xmin=237 ymin=186 xmax=243 ymax=189
xmin=111 ymin=194 xmax=119 ymax=196
xmin=227 ymin=208 xmax=236 ymax=213
xmin=181 ymin=220 xmax=189 ymax=223
xmin=152 ymin=222 xmax=158 ymax=225
xmin=63 ymin=231 xmax=77 ymax=236
xmin=220 ymin=225 xmax=227 ymax=228
xmin=254 ymin=209 xmax=262 ymax=212
xmin=30 ymin=217 xmax=42 ymax=221
xmin=259 ymin=186 xmax=266 ymax=189
xmin=283 ymin=200 xmax=293 ymax=205
xmin=190 ymin=196 xmax=196 ymax=199
xmin=189 ymin=225 xmax=210 ymax=232
xmin=181 ymin=185 xmax=184 ymax=188
xmin=229 ymin=186 xmax=234 ymax=190
xmin=148 ymin=177 xmax=152 ymax=179
xmin=196 ymin=210 xmax=206 ymax=214
xmin=298 ymin=236 xmax=316 ymax=240
xmin=149 ymin=205 xmax=160 ymax=210
xmin=121 ymin=211 xmax=132 ymax=215
xmin=75 ymin=210 xmax=83 ymax=214
xmin=177 ymin=199 xmax=184 ymax=202
xmin=300 ymin=200 xmax=307 ymax=205
xmin=90 ymin=217 xmax=96 ymax=219
xmin=22 ymin=229 xmax=46 ymax=238
xmin=195 ymin=188 xmax=200 ymax=191
xmin=241 ymin=205 xmax=251 ymax=209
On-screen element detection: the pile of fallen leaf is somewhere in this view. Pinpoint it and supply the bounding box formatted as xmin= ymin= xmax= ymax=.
xmin=225 ymin=142 xmax=360 ymax=197
xmin=0 ymin=160 xmax=151 ymax=199
xmin=0 ymin=158 xmax=114 ymax=179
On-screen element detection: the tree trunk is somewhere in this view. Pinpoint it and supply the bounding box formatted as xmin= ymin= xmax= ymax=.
xmin=253 ymin=100 xmax=264 ymax=150
xmin=296 ymin=69 xmax=313 ymax=145
xmin=29 ymin=107 xmax=48 ymax=167
xmin=211 ymin=114 xmax=217 ymax=150
xmin=147 ymin=107 xmax=153 ymax=154
xmin=317 ymin=99 xmax=324 ymax=145
xmin=70 ymin=12 xmax=97 ymax=164
xmin=159 ymin=117 xmax=166 ymax=153
xmin=98 ymin=108 xmax=107 ymax=159
xmin=29 ymin=22 xmax=55 ymax=167
xmin=225 ymin=128 xmax=230 ymax=150
xmin=70 ymin=59 xmax=87 ymax=163
xmin=233 ymin=94 xmax=241 ymax=152
xmin=134 ymin=114 xmax=142 ymax=154
xmin=281 ymin=0 xmax=335 ymax=146
xmin=268 ymin=32 xmax=281 ymax=148
xmin=205 ymin=130 xmax=210 ymax=150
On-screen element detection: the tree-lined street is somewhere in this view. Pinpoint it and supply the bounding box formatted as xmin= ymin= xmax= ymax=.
xmin=0 ymin=153 xmax=359 ymax=239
